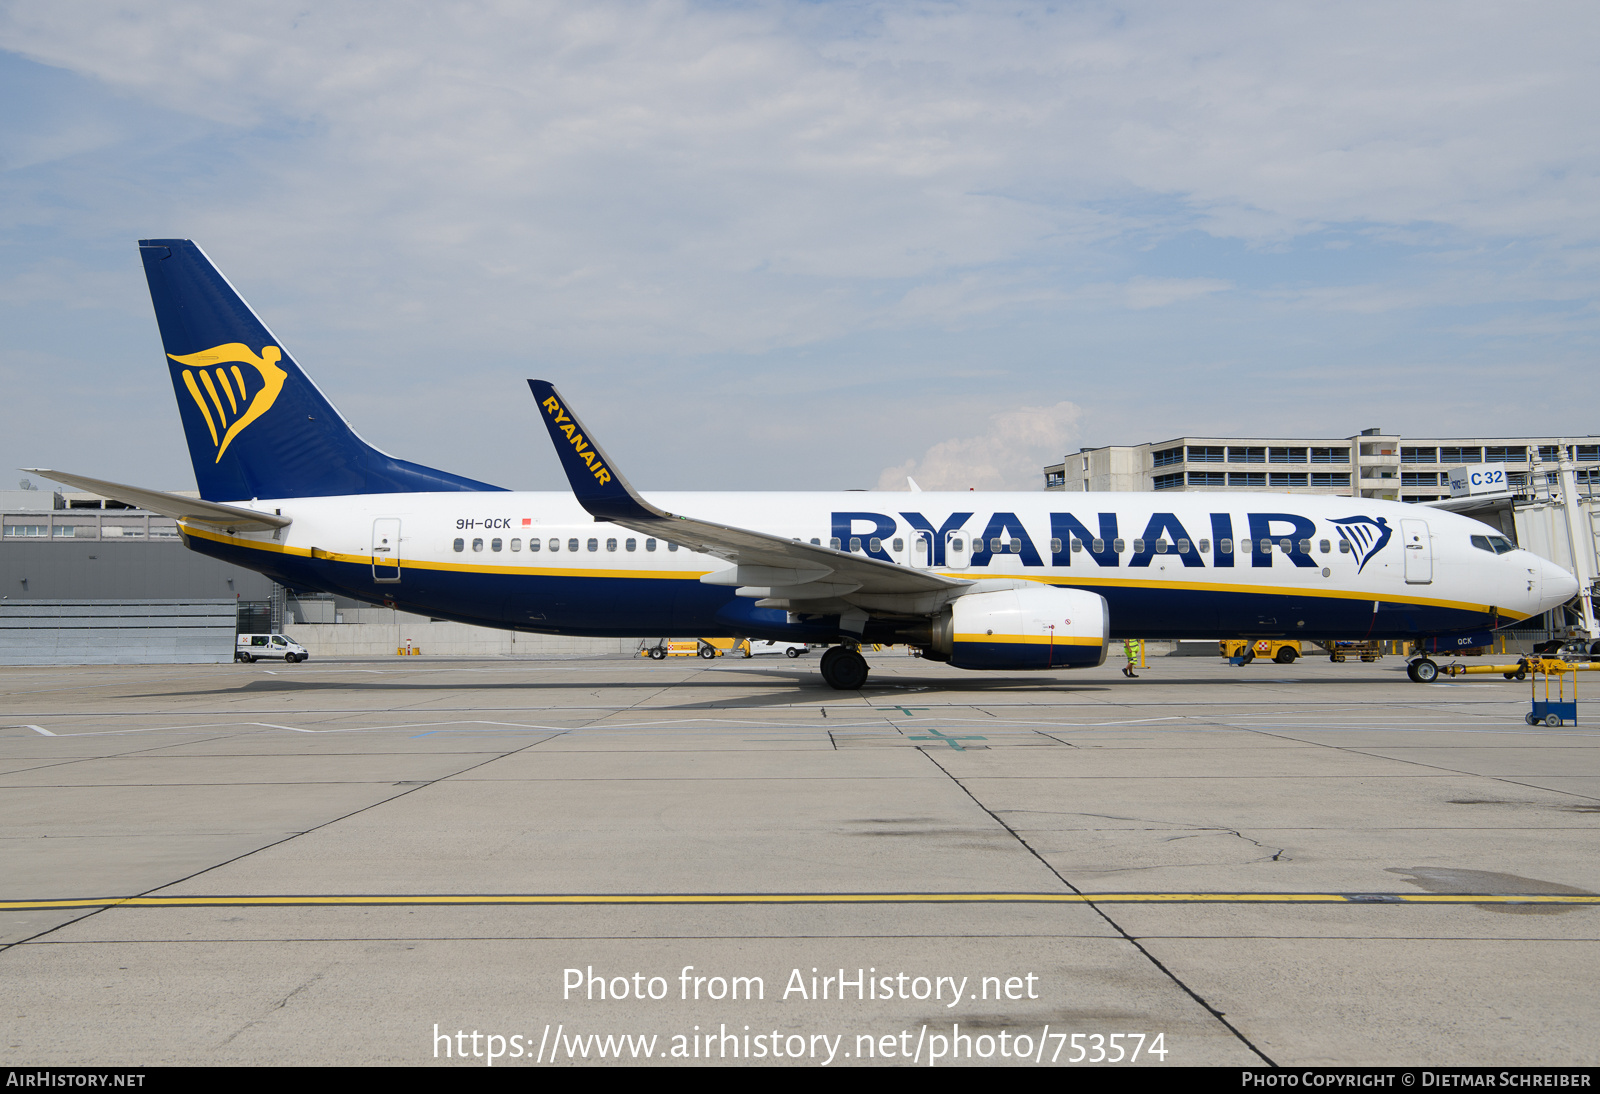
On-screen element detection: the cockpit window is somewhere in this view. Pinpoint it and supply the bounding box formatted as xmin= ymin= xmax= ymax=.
xmin=1471 ymin=534 xmax=1517 ymax=555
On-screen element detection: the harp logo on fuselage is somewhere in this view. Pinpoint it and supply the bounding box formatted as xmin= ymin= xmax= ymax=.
xmin=168 ymin=343 xmax=288 ymax=463
xmin=1330 ymin=516 xmax=1393 ymax=574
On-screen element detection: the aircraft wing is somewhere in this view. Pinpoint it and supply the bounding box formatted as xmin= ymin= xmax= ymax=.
xmin=20 ymin=469 xmax=292 ymax=533
xmin=526 ymin=382 xmax=967 ymax=600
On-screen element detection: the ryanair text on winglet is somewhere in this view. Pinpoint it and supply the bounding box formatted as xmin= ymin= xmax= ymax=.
xmin=542 ymin=396 xmax=613 ymax=486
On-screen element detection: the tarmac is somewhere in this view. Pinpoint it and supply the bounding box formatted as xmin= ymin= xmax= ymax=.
xmin=1 ymin=649 xmax=1596 ymax=1067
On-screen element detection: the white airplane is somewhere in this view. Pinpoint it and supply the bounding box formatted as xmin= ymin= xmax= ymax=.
xmin=28 ymin=240 xmax=1580 ymax=689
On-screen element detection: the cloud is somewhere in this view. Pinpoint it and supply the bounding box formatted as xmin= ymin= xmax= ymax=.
xmin=876 ymin=400 xmax=1082 ymax=492
xmin=2 ymin=2 xmax=1599 ymax=490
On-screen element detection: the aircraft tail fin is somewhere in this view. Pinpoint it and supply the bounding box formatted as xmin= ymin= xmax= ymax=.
xmin=139 ymin=239 xmax=502 ymax=501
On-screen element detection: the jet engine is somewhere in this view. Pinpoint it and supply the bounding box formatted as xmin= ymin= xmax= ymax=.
xmin=927 ymin=585 xmax=1109 ymax=670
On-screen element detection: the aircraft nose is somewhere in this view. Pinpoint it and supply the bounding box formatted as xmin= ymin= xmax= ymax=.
xmin=1541 ymin=558 xmax=1580 ymax=611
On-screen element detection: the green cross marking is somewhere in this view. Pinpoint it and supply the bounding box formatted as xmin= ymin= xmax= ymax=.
xmin=894 ymin=706 xmax=929 ymax=717
xmin=907 ymin=727 xmax=987 ymax=751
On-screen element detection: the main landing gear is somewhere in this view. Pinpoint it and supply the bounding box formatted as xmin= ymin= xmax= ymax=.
xmin=819 ymin=645 xmax=869 ymax=690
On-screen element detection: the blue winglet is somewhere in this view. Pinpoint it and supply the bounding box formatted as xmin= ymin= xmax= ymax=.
xmin=527 ymin=380 xmax=663 ymax=523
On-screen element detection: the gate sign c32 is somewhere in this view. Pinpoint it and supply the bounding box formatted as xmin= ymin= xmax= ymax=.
xmin=1448 ymin=465 xmax=1505 ymax=497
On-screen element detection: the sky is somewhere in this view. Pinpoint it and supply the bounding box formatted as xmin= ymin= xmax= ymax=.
xmin=1 ymin=1 xmax=1597 ymax=496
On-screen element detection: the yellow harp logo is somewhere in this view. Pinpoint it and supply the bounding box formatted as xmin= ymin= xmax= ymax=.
xmin=168 ymin=343 xmax=288 ymax=463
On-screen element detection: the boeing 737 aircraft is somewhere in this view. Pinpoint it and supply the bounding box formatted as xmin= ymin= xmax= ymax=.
xmin=28 ymin=240 xmax=1581 ymax=689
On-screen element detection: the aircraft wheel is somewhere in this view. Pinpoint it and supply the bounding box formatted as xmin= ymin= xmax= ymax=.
xmin=1525 ymin=713 xmax=1538 ymax=725
xmin=1413 ymin=659 xmax=1439 ymax=683
xmin=1274 ymin=648 xmax=1298 ymax=664
xmin=1406 ymin=660 xmax=1421 ymax=682
xmin=1545 ymin=713 xmax=1563 ymax=727
xmin=698 ymin=645 xmax=717 ymax=659
xmin=785 ymin=647 xmax=801 ymax=658
xmin=820 ymin=646 xmax=869 ymax=690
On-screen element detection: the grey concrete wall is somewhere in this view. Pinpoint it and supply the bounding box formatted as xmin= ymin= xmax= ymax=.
xmin=283 ymin=619 xmax=637 ymax=659
xmin=0 ymin=600 xmax=237 ymax=665
xmin=0 ymin=541 xmax=275 ymax=600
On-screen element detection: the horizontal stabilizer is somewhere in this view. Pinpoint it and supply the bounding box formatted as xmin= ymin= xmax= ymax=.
xmin=21 ymin=469 xmax=291 ymax=532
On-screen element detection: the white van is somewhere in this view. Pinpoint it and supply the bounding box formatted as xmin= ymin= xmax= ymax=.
xmin=236 ymin=634 xmax=309 ymax=663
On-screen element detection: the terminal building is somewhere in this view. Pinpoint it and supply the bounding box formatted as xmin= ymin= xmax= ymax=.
xmin=1043 ymin=430 xmax=1600 ymax=504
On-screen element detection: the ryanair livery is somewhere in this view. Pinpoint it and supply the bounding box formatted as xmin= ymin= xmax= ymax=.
xmin=28 ymin=240 xmax=1581 ymax=690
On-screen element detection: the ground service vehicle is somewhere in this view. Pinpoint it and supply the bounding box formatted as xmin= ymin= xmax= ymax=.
xmin=236 ymin=633 xmax=309 ymax=663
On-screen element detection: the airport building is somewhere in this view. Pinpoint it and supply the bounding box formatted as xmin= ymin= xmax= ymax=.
xmin=1044 ymin=430 xmax=1600 ymax=503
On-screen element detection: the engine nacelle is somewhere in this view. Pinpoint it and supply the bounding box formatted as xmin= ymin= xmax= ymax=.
xmin=929 ymin=585 xmax=1109 ymax=670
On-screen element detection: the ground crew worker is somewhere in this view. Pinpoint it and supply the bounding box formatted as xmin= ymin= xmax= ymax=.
xmin=1122 ymin=637 xmax=1141 ymax=678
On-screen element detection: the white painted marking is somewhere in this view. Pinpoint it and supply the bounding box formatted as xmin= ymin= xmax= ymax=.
xmin=22 ymin=725 xmax=56 ymax=736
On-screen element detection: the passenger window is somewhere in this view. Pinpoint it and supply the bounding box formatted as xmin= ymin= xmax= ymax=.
xmin=1279 ymin=538 xmax=1292 ymax=553
xmin=1198 ymin=539 xmax=1209 ymax=553
xmin=646 ymin=539 xmax=656 ymax=552
xmin=1112 ymin=538 xmax=1125 ymax=553
xmin=869 ymin=537 xmax=881 ymax=553
xmin=569 ymin=539 xmax=580 ymax=552
xmin=1319 ymin=540 xmax=1330 ymax=554
xmin=1092 ymin=538 xmax=1104 ymax=553
xmin=1219 ymin=539 xmax=1232 ymax=554
xmin=1259 ymin=538 xmax=1271 ymax=554
xmin=549 ymin=538 xmax=560 ymax=552
xmin=1133 ymin=539 xmax=1145 ymax=553
xmin=587 ymin=538 xmax=598 ymax=552
xmin=850 ymin=537 xmax=861 ymax=551
xmin=529 ymin=539 xmax=540 ymax=552
xmin=830 ymin=538 xmax=842 ymax=550
xmin=990 ymin=538 xmax=1002 ymax=552
xmin=453 ymin=538 xmax=464 ymax=553
xmin=667 ymin=542 xmax=678 ymax=552
xmin=1177 ymin=539 xmax=1189 ymax=553
xmin=1155 ymin=539 xmax=1169 ymax=554
xmin=810 ymin=538 xmax=820 ymax=545
xmin=892 ymin=538 xmax=903 ymax=552
xmin=510 ymin=538 xmax=521 ymax=552
xmin=626 ymin=538 xmax=636 ymax=552
xmin=950 ymin=537 xmax=965 ymax=553
xmin=1298 ymin=539 xmax=1311 ymax=554
xmin=491 ymin=538 xmax=502 ymax=552
xmin=472 ymin=538 xmax=484 ymax=552
xmin=1339 ymin=539 xmax=1352 ymax=554
xmin=606 ymin=538 xmax=617 ymax=552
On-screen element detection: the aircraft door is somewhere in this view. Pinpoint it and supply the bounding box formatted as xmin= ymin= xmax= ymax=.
xmin=372 ymin=518 xmax=401 ymax=583
xmin=912 ymin=532 xmax=933 ymax=569
xmin=944 ymin=530 xmax=970 ymax=570
xmin=1401 ymin=519 xmax=1432 ymax=584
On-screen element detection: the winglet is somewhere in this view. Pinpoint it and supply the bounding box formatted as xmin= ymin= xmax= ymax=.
xmin=527 ymin=380 xmax=666 ymax=523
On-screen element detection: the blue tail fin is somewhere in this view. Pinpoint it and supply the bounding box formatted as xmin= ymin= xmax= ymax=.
xmin=139 ymin=239 xmax=503 ymax=501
